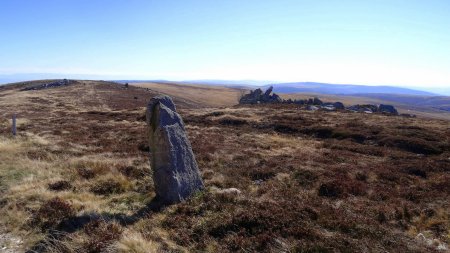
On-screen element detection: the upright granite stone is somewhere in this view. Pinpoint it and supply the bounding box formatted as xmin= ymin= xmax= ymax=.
xmin=146 ymin=95 xmax=204 ymax=204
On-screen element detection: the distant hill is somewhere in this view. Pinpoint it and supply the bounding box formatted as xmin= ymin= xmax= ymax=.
xmin=1 ymin=76 xmax=442 ymax=96
xmin=350 ymin=93 xmax=450 ymax=112
xmin=267 ymin=82 xmax=435 ymax=96
xmin=179 ymin=80 xmax=438 ymax=96
xmin=181 ymin=79 xmax=274 ymax=87
xmin=1 ymin=79 xmax=449 ymax=120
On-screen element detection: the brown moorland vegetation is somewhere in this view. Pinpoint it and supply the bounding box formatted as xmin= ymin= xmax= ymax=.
xmin=0 ymin=80 xmax=449 ymax=252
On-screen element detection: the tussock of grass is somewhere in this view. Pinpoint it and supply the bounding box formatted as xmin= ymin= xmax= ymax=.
xmin=115 ymin=230 xmax=160 ymax=253
xmin=90 ymin=175 xmax=131 ymax=196
xmin=81 ymin=219 xmax=123 ymax=253
xmin=48 ymin=180 xmax=73 ymax=191
xmin=33 ymin=197 xmax=76 ymax=229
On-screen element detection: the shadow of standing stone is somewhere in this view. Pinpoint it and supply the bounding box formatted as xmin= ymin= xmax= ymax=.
xmin=146 ymin=95 xmax=204 ymax=205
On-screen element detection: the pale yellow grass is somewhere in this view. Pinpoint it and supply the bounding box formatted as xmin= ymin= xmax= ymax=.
xmin=114 ymin=230 xmax=161 ymax=253
xmin=132 ymin=82 xmax=245 ymax=107
xmin=0 ymin=133 xmax=152 ymax=249
xmin=237 ymin=132 xmax=323 ymax=161
xmin=133 ymin=211 xmax=189 ymax=253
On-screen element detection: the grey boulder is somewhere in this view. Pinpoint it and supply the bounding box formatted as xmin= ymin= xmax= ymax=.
xmin=378 ymin=104 xmax=398 ymax=115
xmin=146 ymin=95 xmax=204 ymax=204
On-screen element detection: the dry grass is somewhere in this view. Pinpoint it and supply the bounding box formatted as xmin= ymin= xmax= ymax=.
xmin=0 ymin=80 xmax=449 ymax=252
xmin=114 ymin=230 xmax=161 ymax=253
xmin=132 ymin=81 xmax=245 ymax=107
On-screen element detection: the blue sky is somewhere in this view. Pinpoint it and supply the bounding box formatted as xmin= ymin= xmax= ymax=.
xmin=1 ymin=0 xmax=450 ymax=89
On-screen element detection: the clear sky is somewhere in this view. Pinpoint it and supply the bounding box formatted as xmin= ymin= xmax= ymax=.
xmin=1 ymin=0 xmax=450 ymax=88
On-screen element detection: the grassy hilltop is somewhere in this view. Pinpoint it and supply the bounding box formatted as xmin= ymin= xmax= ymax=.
xmin=0 ymin=80 xmax=449 ymax=252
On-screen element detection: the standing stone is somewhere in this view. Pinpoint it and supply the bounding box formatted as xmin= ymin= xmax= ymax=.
xmin=146 ymin=95 xmax=204 ymax=204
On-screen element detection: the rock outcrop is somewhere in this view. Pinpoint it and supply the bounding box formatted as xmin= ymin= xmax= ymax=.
xmin=239 ymin=86 xmax=282 ymax=104
xmin=21 ymin=79 xmax=73 ymax=91
xmin=146 ymin=95 xmax=204 ymax=204
xmin=322 ymin=102 xmax=345 ymax=111
xmin=347 ymin=104 xmax=377 ymax=113
xmin=239 ymin=87 xmax=399 ymax=116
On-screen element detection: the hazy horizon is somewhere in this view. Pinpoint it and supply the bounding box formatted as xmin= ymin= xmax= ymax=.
xmin=1 ymin=1 xmax=450 ymax=91
xmin=2 ymin=73 xmax=449 ymax=96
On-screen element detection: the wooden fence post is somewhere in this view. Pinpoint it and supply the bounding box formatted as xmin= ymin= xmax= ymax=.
xmin=12 ymin=114 xmax=16 ymax=136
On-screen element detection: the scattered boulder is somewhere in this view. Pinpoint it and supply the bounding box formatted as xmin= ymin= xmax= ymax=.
xmin=333 ymin=102 xmax=345 ymax=110
xmin=284 ymin=98 xmax=294 ymax=104
xmin=347 ymin=105 xmax=360 ymax=113
xmin=294 ymin=99 xmax=305 ymax=105
xmin=350 ymin=104 xmax=378 ymax=113
xmin=146 ymin=95 xmax=204 ymax=204
xmin=322 ymin=102 xmax=343 ymax=111
xmin=253 ymin=179 xmax=264 ymax=185
xmin=379 ymin=104 xmax=398 ymax=115
xmin=347 ymin=104 xmax=398 ymax=115
xmin=307 ymin=105 xmax=319 ymax=111
xmin=322 ymin=105 xmax=336 ymax=111
xmin=367 ymin=105 xmax=379 ymax=112
xmin=347 ymin=104 xmax=375 ymax=113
